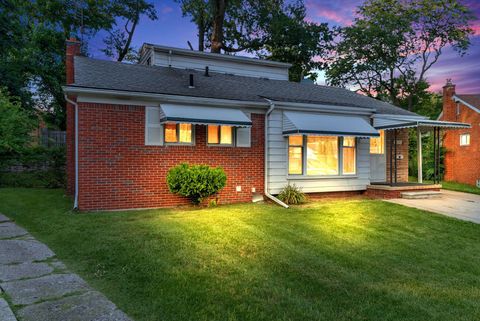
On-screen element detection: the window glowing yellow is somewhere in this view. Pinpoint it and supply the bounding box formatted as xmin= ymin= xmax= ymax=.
xmin=220 ymin=126 xmax=233 ymax=144
xmin=208 ymin=125 xmax=219 ymax=144
xmin=306 ymin=136 xmax=338 ymax=175
xmin=288 ymin=135 xmax=303 ymax=175
xmin=179 ymin=124 xmax=192 ymax=143
xmin=370 ymin=130 xmax=385 ymax=154
xmin=342 ymin=137 xmax=356 ymax=175
xmin=164 ymin=123 xmax=177 ymax=143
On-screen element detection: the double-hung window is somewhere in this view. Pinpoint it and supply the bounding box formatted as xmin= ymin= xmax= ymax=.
xmin=288 ymin=135 xmax=356 ymax=176
xmin=208 ymin=125 xmax=233 ymax=145
xmin=164 ymin=123 xmax=193 ymax=144
xmin=460 ymin=133 xmax=470 ymax=146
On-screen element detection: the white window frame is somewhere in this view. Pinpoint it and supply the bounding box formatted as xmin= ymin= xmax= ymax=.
xmin=460 ymin=133 xmax=470 ymax=146
xmin=287 ymin=135 xmax=357 ymax=177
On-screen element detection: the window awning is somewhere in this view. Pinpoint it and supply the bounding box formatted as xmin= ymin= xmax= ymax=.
xmin=373 ymin=116 xmax=470 ymax=130
xmin=159 ymin=104 xmax=252 ymax=127
xmin=283 ymin=111 xmax=380 ymax=137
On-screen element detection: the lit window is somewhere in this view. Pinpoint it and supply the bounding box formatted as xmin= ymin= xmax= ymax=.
xmin=460 ymin=133 xmax=470 ymax=146
xmin=208 ymin=125 xmax=233 ymax=145
xmin=370 ymin=130 xmax=385 ymax=154
xmin=288 ymin=135 xmax=303 ymax=175
xmin=164 ymin=123 xmax=193 ymax=144
xmin=342 ymin=137 xmax=356 ymax=175
xmin=306 ymin=136 xmax=338 ymax=175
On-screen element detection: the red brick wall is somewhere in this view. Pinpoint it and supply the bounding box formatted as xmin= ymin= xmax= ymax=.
xmin=441 ymin=85 xmax=480 ymax=186
xmin=385 ymin=129 xmax=409 ymax=183
xmin=76 ymin=103 xmax=265 ymax=211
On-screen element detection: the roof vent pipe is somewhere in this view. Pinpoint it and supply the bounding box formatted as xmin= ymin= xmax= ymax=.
xmin=189 ymin=74 xmax=194 ymax=88
xmin=205 ymin=66 xmax=210 ymax=77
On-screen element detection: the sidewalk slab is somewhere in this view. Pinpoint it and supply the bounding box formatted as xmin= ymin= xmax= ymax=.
xmin=1 ymin=273 xmax=90 ymax=305
xmin=18 ymin=291 xmax=132 ymax=321
xmin=0 ymin=298 xmax=17 ymax=321
xmin=0 ymin=262 xmax=53 ymax=282
xmin=0 ymin=222 xmax=28 ymax=239
xmin=0 ymin=240 xmax=54 ymax=265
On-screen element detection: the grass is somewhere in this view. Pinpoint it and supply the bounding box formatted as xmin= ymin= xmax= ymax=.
xmin=409 ymin=176 xmax=480 ymax=195
xmin=1 ymin=188 xmax=480 ymax=321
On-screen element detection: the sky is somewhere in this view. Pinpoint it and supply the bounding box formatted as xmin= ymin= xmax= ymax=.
xmin=89 ymin=0 xmax=480 ymax=94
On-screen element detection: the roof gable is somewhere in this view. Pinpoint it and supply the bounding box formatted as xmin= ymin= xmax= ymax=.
xmin=454 ymin=95 xmax=480 ymax=114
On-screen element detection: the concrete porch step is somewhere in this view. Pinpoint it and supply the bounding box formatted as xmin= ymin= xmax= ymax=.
xmin=401 ymin=191 xmax=442 ymax=199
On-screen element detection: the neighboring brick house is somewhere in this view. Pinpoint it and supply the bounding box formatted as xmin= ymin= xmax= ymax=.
xmin=440 ymin=80 xmax=480 ymax=186
xmin=63 ymin=39 xmax=468 ymax=211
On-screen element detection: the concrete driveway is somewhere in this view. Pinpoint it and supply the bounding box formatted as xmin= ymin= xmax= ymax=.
xmin=387 ymin=190 xmax=480 ymax=224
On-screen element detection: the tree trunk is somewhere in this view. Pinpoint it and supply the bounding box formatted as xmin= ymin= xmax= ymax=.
xmin=198 ymin=13 xmax=205 ymax=51
xmin=210 ymin=0 xmax=226 ymax=53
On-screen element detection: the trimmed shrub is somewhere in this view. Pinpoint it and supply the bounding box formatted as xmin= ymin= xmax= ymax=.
xmin=278 ymin=184 xmax=307 ymax=205
xmin=167 ymin=163 xmax=227 ymax=205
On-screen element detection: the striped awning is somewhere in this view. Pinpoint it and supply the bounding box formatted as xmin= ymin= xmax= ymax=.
xmin=283 ymin=111 xmax=379 ymax=137
xmin=159 ymin=104 xmax=252 ymax=127
xmin=373 ymin=116 xmax=470 ymax=130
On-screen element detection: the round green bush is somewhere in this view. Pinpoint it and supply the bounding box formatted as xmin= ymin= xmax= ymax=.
xmin=166 ymin=163 xmax=227 ymax=205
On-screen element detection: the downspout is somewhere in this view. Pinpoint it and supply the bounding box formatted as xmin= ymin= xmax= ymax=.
xmin=65 ymin=95 xmax=79 ymax=210
xmin=263 ymin=98 xmax=289 ymax=208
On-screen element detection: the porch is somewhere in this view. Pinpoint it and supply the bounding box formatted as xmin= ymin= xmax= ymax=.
xmin=367 ymin=115 xmax=470 ymax=199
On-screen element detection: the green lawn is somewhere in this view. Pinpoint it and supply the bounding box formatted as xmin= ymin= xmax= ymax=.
xmin=1 ymin=188 xmax=480 ymax=321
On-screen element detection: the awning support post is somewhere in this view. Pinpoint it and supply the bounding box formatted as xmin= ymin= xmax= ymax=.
xmin=433 ymin=127 xmax=437 ymax=184
xmin=389 ymin=130 xmax=393 ymax=186
xmin=394 ymin=129 xmax=398 ymax=185
xmin=417 ymin=127 xmax=422 ymax=183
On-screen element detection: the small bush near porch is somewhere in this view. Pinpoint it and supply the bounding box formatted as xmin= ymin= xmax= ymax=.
xmin=1 ymin=188 xmax=480 ymax=321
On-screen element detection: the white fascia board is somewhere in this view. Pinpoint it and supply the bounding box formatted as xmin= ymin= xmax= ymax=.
xmin=63 ymin=86 xmax=268 ymax=109
xmin=371 ymin=113 xmax=427 ymax=120
xmin=453 ymin=95 xmax=480 ymax=114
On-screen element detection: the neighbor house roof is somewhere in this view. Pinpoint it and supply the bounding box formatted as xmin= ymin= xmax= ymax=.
xmin=454 ymin=94 xmax=480 ymax=114
xmin=68 ymin=56 xmax=418 ymax=116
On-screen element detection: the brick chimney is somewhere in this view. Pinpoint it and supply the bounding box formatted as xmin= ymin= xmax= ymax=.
xmin=66 ymin=37 xmax=81 ymax=84
xmin=442 ymin=79 xmax=456 ymax=121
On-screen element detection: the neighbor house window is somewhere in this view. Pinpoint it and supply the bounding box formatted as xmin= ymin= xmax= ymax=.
xmin=288 ymin=136 xmax=357 ymax=176
xmin=208 ymin=125 xmax=233 ymax=145
xmin=460 ymin=133 xmax=470 ymax=146
xmin=164 ymin=123 xmax=193 ymax=144
xmin=288 ymin=135 xmax=303 ymax=175
xmin=370 ymin=130 xmax=385 ymax=154
xmin=306 ymin=136 xmax=339 ymax=175
xmin=342 ymin=137 xmax=356 ymax=175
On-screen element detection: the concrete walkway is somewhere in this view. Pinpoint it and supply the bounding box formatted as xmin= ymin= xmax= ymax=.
xmin=387 ymin=189 xmax=480 ymax=224
xmin=0 ymin=213 xmax=133 ymax=321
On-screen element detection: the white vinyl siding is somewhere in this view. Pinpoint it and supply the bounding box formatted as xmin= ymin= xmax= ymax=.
xmin=267 ymin=109 xmax=371 ymax=194
xmin=145 ymin=106 xmax=163 ymax=146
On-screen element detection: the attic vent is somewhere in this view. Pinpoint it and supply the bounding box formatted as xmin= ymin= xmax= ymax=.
xmin=189 ymin=74 xmax=194 ymax=88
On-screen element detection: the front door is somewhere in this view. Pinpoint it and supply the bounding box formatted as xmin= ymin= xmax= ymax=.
xmin=370 ymin=130 xmax=386 ymax=182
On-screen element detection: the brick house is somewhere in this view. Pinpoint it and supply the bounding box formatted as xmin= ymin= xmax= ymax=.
xmin=440 ymin=80 xmax=480 ymax=186
xmin=63 ymin=39 xmax=469 ymax=211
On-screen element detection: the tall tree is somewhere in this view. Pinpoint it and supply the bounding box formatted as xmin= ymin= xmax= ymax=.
xmin=326 ymin=0 xmax=475 ymax=110
xmin=102 ymin=0 xmax=157 ymax=62
xmin=177 ymin=0 xmax=331 ymax=81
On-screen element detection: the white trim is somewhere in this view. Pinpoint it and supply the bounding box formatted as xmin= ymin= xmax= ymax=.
xmin=453 ymin=95 xmax=480 ymax=114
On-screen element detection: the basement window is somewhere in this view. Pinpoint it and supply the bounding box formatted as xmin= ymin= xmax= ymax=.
xmin=460 ymin=133 xmax=470 ymax=146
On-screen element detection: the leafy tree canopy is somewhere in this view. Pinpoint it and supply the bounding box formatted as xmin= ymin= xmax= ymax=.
xmin=326 ymin=0 xmax=475 ymax=111
xmin=176 ymin=0 xmax=332 ymax=81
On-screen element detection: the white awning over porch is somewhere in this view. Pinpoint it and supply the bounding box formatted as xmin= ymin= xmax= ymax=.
xmin=373 ymin=115 xmax=470 ymax=130
xmin=159 ymin=104 xmax=252 ymax=127
xmin=283 ymin=111 xmax=380 ymax=137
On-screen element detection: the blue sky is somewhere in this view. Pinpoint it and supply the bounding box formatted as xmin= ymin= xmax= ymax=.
xmin=88 ymin=0 xmax=480 ymax=94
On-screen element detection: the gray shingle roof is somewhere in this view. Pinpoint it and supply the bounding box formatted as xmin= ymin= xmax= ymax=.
xmin=71 ymin=56 xmax=417 ymax=116
xmin=456 ymin=94 xmax=480 ymax=112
